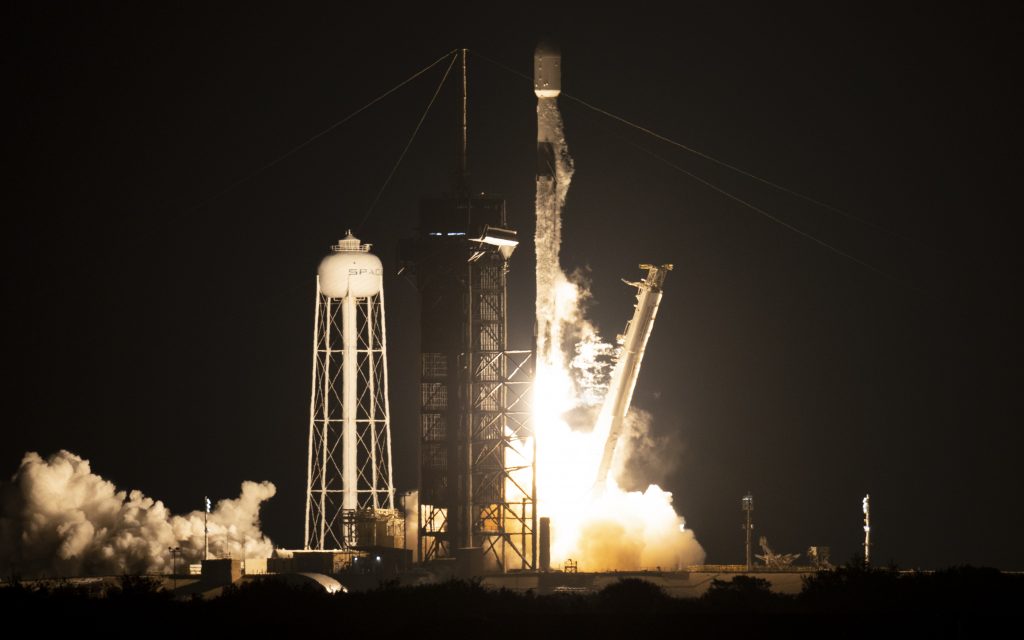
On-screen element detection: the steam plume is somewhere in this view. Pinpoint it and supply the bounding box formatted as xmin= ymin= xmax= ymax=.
xmin=0 ymin=450 xmax=275 ymax=578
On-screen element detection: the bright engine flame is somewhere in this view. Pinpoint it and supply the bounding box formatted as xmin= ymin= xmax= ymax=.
xmin=530 ymin=97 xmax=704 ymax=572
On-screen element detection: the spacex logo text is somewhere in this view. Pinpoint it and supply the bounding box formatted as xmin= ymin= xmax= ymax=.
xmin=349 ymin=268 xmax=384 ymax=276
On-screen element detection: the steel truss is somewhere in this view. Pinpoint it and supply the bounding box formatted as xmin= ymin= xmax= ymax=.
xmin=419 ymin=249 xmax=536 ymax=572
xmin=305 ymin=278 xmax=398 ymax=550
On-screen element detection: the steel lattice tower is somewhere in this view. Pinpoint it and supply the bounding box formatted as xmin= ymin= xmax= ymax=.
xmin=304 ymin=232 xmax=399 ymax=550
xmin=400 ymin=51 xmax=535 ymax=571
xmin=401 ymin=196 xmax=536 ymax=572
xmin=466 ymin=243 xmax=536 ymax=570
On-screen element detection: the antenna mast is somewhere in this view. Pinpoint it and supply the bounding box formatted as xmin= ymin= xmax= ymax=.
xmin=742 ymin=493 xmax=754 ymax=571
xmin=863 ymin=494 xmax=871 ymax=566
xmin=458 ymin=47 xmax=468 ymax=192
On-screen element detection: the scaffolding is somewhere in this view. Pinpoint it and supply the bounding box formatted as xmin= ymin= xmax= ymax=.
xmin=466 ymin=251 xmax=535 ymax=568
xmin=404 ymin=196 xmax=536 ymax=572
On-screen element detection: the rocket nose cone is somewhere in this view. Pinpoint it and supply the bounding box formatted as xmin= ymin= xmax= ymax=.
xmin=534 ymin=40 xmax=561 ymax=97
xmin=534 ymin=40 xmax=560 ymax=59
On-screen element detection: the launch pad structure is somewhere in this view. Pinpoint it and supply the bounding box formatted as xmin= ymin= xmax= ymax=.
xmin=400 ymin=50 xmax=537 ymax=572
xmin=293 ymin=45 xmax=692 ymax=578
xmin=401 ymin=199 xmax=536 ymax=572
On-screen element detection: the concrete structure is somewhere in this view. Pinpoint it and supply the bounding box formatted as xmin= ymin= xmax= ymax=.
xmin=270 ymin=548 xmax=410 ymax=579
xmin=534 ymin=40 xmax=561 ymax=180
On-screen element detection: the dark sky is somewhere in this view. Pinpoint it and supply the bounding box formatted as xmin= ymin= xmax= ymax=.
xmin=7 ymin=3 xmax=1023 ymax=569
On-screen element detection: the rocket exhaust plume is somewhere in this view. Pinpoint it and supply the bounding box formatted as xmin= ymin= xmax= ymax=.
xmin=534 ymin=39 xmax=574 ymax=368
xmin=532 ymin=43 xmax=704 ymax=570
xmin=0 ymin=450 xmax=276 ymax=578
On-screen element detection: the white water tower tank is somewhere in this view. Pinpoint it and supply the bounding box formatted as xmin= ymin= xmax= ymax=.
xmin=317 ymin=230 xmax=383 ymax=299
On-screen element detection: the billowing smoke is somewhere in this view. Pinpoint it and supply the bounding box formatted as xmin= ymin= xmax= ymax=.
xmin=533 ymin=93 xmax=705 ymax=571
xmin=614 ymin=408 xmax=686 ymax=492
xmin=0 ymin=450 xmax=275 ymax=578
xmin=574 ymin=486 xmax=704 ymax=570
xmin=535 ymin=98 xmax=575 ymax=368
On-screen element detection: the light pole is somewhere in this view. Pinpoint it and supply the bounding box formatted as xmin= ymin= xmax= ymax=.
xmin=168 ymin=546 xmax=181 ymax=592
xmin=862 ymin=494 xmax=871 ymax=566
xmin=742 ymin=493 xmax=754 ymax=571
xmin=204 ymin=496 xmax=211 ymax=560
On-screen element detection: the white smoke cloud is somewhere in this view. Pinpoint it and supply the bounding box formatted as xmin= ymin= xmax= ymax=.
xmin=0 ymin=450 xmax=275 ymax=578
xmin=613 ymin=408 xmax=684 ymax=492
xmin=572 ymin=485 xmax=705 ymax=571
xmin=535 ymin=98 xmax=575 ymax=368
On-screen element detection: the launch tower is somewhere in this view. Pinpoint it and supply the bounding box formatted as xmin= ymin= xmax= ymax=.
xmin=400 ymin=50 xmax=536 ymax=572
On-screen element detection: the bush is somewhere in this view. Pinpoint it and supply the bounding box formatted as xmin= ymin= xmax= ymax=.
xmin=702 ymin=575 xmax=786 ymax=612
xmin=598 ymin=578 xmax=672 ymax=612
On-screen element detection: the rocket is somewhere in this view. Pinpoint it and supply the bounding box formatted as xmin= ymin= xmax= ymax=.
xmin=595 ymin=264 xmax=673 ymax=485
xmin=534 ymin=41 xmax=561 ymax=180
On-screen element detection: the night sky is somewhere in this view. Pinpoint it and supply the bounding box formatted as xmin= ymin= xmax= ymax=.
xmin=7 ymin=4 xmax=1023 ymax=570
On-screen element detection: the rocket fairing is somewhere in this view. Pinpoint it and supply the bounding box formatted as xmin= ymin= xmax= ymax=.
xmin=534 ymin=41 xmax=561 ymax=98
xmin=535 ymin=42 xmax=561 ymax=179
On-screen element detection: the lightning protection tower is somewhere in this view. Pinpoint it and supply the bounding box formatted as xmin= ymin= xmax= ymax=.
xmin=399 ymin=50 xmax=536 ymax=573
xmin=742 ymin=493 xmax=754 ymax=571
xmin=305 ymin=231 xmax=400 ymax=550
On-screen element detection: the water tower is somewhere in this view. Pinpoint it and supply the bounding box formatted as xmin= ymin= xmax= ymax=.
xmin=304 ymin=231 xmax=399 ymax=550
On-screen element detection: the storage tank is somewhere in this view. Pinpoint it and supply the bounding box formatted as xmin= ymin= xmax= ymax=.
xmin=317 ymin=231 xmax=383 ymax=299
xmin=306 ymin=230 xmax=397 ymax=551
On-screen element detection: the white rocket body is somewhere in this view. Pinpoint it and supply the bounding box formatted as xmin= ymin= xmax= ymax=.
xmin=534 ymin=42 xmax=561 ymax=99
xmin=535 ymin=42 xmax=562 ymax=179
